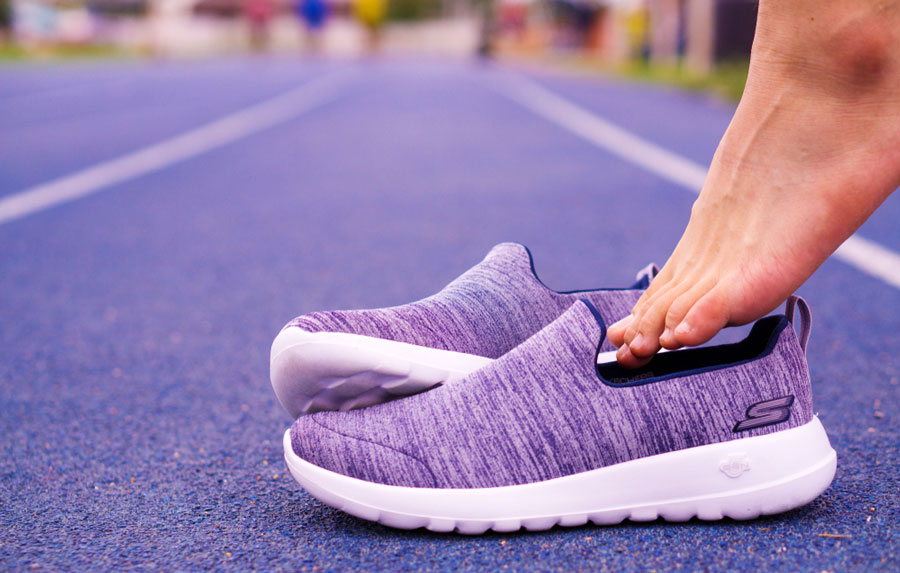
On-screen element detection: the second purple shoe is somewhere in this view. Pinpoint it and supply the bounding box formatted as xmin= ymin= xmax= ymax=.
xmin=270 ymin=243 xmax=656 ymax=416
xmin=283 ymin=296 xmax=836 ymax=533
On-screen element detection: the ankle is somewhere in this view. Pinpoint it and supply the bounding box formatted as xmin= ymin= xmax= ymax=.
xmin=754 ymin=1 xmax=900 ymax=96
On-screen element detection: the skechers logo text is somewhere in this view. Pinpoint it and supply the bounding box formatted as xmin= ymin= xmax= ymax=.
xmin=733 ymin=395 xmax=794 ymax=432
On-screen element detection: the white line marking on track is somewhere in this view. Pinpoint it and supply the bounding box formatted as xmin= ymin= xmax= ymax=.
xmin=833 ymin=235 xmax=900 ymax=289
xmin=0 ymin=70 xmax=353 ymax=226
xmin=491 ymin=73 xmax=709 ymax=191
xmin=490 ymin=72 xmax=900 ymax=291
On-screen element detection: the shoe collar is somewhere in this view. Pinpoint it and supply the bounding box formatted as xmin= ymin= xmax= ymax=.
xmin=581 ymin=295 xmax=810 ymax=388
xmin=496 ymin=242 xmax=657 ymax=293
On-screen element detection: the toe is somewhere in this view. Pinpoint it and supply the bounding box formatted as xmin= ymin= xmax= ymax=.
xmin=607 ymin=314 xmax=634 ymax=347
xmin=672 ymin=289 xmax=730 ymax=348
xmin=615 ymin=344 xmax=652 ymax=369
xmin=659 ymin=281 xmax=714 ymax=349
xmin=613 ymin=264 xmax=683 ymax=351
xmin=617 ymin=274 xmax=669 ymax=345
xmin=659 ymin=326 xmax=681 ymax=350
xmin=627 ymin=286 xmax=687 ymax=357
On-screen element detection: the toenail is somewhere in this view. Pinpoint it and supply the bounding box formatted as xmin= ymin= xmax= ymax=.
xmin=675 ymin=322 xmax=692 ymax=335
xmin=631 ymin=333 xmax=645 ymax=349
xmin=662 ymin=328 xmax=673 ymax=340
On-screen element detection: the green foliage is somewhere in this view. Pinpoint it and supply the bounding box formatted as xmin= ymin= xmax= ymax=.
xmin=527 ymin=53 xmax=751 ymax=103
xmin=0 ymin=0 xmax=12 ymax=30
xmin=0 ymin=43 xmax=144 ymax=62
xmin=615 ymin=59 xmax=750 ymax=102
xmin=386 ymin=0 xmax=442 ymax=22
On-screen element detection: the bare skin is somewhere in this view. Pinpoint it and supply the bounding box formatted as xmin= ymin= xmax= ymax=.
xmin=608 ymin=0 xmax=900 ymax=368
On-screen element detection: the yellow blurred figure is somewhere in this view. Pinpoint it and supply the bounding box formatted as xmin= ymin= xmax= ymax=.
xmin=354 ymin=0 xmax=386 ymax=30
xmin=354 ymin=0 xmax=386 ymax=52
xmin=624 ymin=5 xmax=648 ymax=58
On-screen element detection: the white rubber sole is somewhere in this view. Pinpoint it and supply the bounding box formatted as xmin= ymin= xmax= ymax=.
xmin=283 ymin=417 xmax=836 ymax=534
xmin=270 ymin=328 xmax=622 ymax=417
xmin=270 ymin=328 xmax=494 ymax=417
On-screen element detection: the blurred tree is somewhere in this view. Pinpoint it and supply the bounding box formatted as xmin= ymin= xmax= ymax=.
xmin=0 ymin=0 xmax=11 ymax=40
xmin=386 ymin=0 xmax=441 ymax=21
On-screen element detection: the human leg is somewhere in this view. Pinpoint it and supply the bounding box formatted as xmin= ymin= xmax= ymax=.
xmin=608 ymin=0 xmax=900 ymax=367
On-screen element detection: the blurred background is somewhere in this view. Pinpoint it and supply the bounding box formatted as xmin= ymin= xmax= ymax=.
xmin=0 ymin=0 xmax=758 ymax=94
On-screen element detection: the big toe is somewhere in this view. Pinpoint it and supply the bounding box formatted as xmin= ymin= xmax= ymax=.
xmin=672 ymin=289 xmax=730 ymax=348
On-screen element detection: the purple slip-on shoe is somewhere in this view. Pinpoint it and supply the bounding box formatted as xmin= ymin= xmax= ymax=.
xmin=270 ymin=243 xmax=657 ymax=417
xmin=283 ymin=296 xmax=836 ymax=534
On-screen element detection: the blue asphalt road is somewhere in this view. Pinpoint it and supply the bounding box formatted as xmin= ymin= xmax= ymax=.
xmin=1 ymin=57 xmax=897 ymax=571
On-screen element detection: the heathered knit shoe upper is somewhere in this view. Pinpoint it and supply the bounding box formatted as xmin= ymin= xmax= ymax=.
xmin=290 ymin=299 xmax=816 ymax=489
xmin=283 ymin=243 xmax=651 ymax=356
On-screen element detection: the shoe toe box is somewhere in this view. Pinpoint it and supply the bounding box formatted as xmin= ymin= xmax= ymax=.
xmin=289 ymin=414 xmax=439 ymax=488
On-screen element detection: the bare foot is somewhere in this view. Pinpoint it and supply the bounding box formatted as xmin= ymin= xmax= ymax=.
xmin=608 ymin=0 xmax=900 ymax=368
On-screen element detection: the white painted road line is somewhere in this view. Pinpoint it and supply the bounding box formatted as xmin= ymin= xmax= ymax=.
xmin=491 ymin=72 xmax=900 ymax=291
xmin=0 ymin=70 xmax=354 ymax=226
xmin=833 ymin=235 xmax=900 ymax=289
xmin=491 ymin=73 xmax=709 ymax=192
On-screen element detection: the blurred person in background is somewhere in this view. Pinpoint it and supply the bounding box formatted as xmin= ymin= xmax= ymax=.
xmin=476 ymin=0 xmax=496 ymax=58
xmin=244 ymin=0 xmax=276 ymax=51
xmin=296 ymin=0 xmax=329 ymax=52
xmin=353 ymin=0 xmax=385 ymax=53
